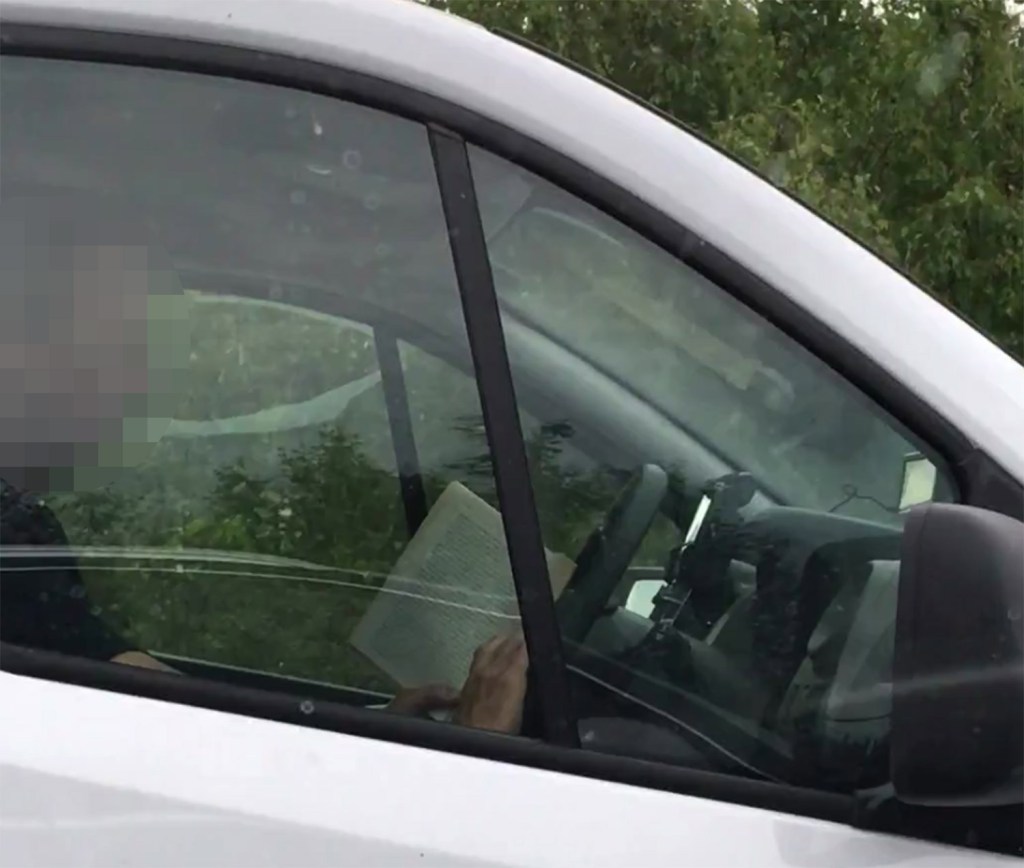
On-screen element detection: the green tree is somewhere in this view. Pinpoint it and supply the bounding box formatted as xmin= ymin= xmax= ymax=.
xmin=430 ymin=0 xmax=1023 ymax=358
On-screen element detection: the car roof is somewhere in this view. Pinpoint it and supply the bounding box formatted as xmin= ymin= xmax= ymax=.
xmin=4 ymin=0 xmax=1023 ymax=481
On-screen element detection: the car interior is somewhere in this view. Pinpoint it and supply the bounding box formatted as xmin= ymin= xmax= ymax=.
xmin=1 ymin=52 xmax=955 ymax=800
xmin=4 ymin=257 xmax=918 ymax=796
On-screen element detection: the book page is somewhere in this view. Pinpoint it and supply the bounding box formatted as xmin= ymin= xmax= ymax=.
xmin=350 ymin=481 xmax=575 ymax=688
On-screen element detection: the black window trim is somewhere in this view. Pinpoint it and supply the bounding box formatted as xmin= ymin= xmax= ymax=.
xmin=428 ymin=126 xmax=578 ymax=749
xmin=2 ymin=21 xmax=1021 ymax=837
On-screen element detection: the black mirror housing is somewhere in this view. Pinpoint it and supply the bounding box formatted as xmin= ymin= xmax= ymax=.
xmin=893 ymin=503 xmax=1023 ymax=807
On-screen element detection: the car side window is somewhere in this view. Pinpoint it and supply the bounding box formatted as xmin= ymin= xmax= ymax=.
xmin=469 ymin=144 xmax=958 ymax=793
xmin=394 ymin=341 xmax=677 ymax=560
xmin=0 ymin=57 xmax=529 ymax=727
xmin=58 ymin=293 xmax=412 ymax=692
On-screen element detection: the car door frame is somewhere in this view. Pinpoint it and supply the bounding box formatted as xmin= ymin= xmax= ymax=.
xmin=2 ymin=20 xmax=1022 ymax=851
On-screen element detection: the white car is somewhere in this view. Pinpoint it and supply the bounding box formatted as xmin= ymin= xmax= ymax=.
xmin=1 ymin=0 xmax=1021 ymax=865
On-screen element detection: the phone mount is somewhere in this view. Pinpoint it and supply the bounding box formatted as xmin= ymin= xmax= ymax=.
xmin=649 ymin=471 xmax=756 ymax=634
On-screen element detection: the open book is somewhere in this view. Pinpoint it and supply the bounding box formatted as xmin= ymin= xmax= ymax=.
xmin=350 ymin=481 xmax=576 ymax=689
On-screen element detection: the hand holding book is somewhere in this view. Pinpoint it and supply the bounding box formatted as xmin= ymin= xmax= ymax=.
xmin=353 ymin=481 xmax=573 ymax=732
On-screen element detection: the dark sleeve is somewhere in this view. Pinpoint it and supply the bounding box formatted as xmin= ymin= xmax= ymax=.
xmin=0 ymin=483 xmax=133 ymax=660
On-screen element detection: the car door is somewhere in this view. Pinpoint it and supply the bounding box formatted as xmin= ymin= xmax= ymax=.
xmin=1 ymin=20 xmax=1020 ymax=868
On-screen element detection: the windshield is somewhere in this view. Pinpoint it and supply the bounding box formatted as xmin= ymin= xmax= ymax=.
xmin=475 ymin=149 xmax=940 ymax=523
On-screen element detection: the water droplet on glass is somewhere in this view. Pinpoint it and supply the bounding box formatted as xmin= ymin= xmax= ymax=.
xmin=300 ymin=699 xmax=315 ymax=715
xmin=363 ymin=193 xmax=381 ymax=212
xmin=375 ymin=243 xmax=391 ymax=258
xmin=1008 ymin=607 xmax=1021 ymax=623
xmin=285 ymin=105 xmax=298 ymax=120
xmin=175 ymin=563 xmax=185 ymax=574
xmin=69 ymin=584 xmax=86 ymax=599
xmin=313 ymin=118 xmax=323 ymax=137
xmin=342 ymin=149 xmax=363 ymax=171
xmin=290 ymin=189 xmax=307 ymax=206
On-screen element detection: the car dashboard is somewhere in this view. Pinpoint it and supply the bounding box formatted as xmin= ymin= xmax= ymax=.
xmin=569 ymin=502 xmax=903 ymax=792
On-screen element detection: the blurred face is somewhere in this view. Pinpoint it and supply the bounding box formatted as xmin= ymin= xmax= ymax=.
xmin=20 ymin=244 xmax=152 ymax=439
xmin=0 ymin=209 xmax=189 ymax=488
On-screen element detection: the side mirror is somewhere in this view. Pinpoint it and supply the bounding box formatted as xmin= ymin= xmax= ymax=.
xmin=893 ymin=503 xmax=1023 ymax=807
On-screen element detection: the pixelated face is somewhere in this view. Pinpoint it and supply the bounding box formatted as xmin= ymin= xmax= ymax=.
xmin=28 ymin=244 xmax=152 ymax=430
xmin=0 ymin=199 xmax=189 ymax=485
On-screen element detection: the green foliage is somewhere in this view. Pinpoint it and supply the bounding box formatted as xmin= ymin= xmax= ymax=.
xmin=431 ymin=0 xmax=1023 ymax=358
xmin=181 ymin=428 xmax=408 ymax=571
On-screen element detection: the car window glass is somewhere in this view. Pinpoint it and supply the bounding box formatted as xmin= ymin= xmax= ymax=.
xmin=393 ymin=341 xmax=678 ymax=561
xmin=475 ymin=149 xmax=950 ymax=524
xmin=0 ymin=56 xmax=526 ymax=728
xmin=470 ymin=144 xmax=957 ymax=794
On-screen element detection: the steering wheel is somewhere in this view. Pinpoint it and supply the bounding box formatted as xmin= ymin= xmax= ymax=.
xmin=556 ymin=463 xmax=670 ymax=643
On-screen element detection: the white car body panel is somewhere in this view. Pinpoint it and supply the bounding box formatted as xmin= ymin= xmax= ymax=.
xmin=1 ymin=1 xmax=1021 ymax=865
xmin=0 ymin=674 xmax=1001 ymax=867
